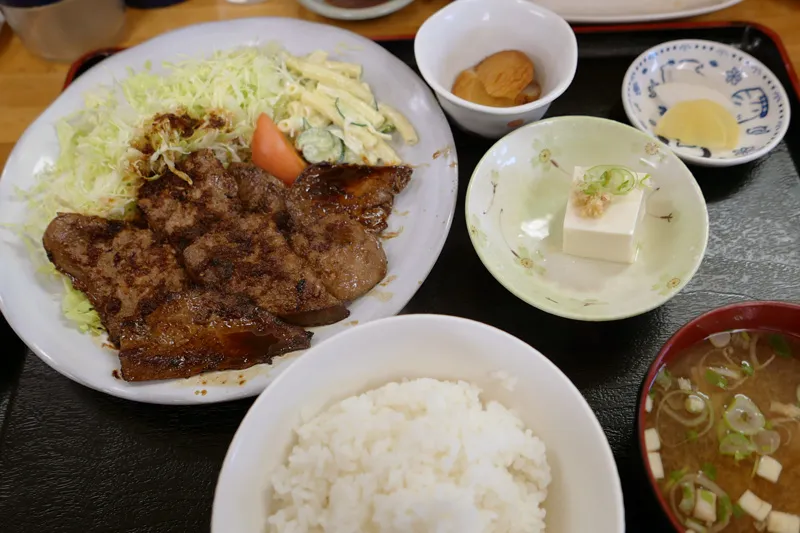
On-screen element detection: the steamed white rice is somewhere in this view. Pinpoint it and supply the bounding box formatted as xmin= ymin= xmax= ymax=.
xmin=267 ymin=378 xmax=551 ymax=533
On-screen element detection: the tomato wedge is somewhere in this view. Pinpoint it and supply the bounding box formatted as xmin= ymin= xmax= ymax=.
xmin=251 ymin=112 xmax=307 ymax=185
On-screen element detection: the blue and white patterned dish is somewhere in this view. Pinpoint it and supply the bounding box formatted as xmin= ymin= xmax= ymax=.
xmin=622 ymin=39 xmax=791 ymax=167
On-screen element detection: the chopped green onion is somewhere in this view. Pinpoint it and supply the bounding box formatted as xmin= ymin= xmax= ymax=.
xmin=701 ymin=462 xmax=718 ymax=481
xmin=719 ymin=494 xmax=733 ymax=522
xmin=648 ymin=389 xmax=656 ymax=399
xmin=705 ymin=369 xmax=728 ymax=389
xmin=741 ymin=361 xmax=755 ymax=376
xmin=732 ymin=503 xmax=746 ymax=519
xmin=724 ymin=395 xmax=766 ymax=435
xmin=741 ymin=331 xmax=751 ymax=342
xmin=655 ymin=367 xmax=672 ymax=390
xmin=687 ymin=429 xmax=699 ymax=442
xmin=579 ymin=165 xmax=650 ymax=197
xmin=752 ymin=429 xmax=780 ymax=455
xmin=679 ymin=482 xmax=696 ymax=514
xmin=769 ymin=334 xmax=792 ymax=358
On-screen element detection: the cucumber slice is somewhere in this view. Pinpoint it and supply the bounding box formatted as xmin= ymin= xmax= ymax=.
xmin=335 ymin=98 xmax=367 ymax=127
xmin=295 ymin=128 xmax=344 ymax=164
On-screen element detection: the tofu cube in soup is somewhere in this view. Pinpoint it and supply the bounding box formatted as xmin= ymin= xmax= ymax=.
xmin=757 ymin=456 xmax=783 ymax=484
xmin=767 ymin=511 xmax=800 ymax=533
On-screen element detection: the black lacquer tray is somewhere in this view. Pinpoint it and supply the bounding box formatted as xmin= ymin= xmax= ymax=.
xmin=1 ymin=21 xmax=799 ymax=533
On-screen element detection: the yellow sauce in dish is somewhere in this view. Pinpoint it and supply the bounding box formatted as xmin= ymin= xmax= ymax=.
xmin=655 ymin=99 xmax=740 ymax=150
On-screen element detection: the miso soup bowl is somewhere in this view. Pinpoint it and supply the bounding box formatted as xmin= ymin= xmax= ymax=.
xmin=414 ymin=0 xmax=578 ymax=139
xmin=637 ymin=300 xmax=800 ymax=532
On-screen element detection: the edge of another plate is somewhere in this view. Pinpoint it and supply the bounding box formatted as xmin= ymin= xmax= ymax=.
xmin=553 ymin=0 xmax=743 ymax=23
xmin=296 ymin=0 xmax=413 ymax=20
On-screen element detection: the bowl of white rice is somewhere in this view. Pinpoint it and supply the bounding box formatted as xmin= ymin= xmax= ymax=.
xmin=212 ymin=314 xmax=624 ymax=533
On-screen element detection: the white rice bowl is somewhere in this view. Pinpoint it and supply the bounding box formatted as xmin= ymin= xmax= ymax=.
xmin=212 ymin=315 xmax=625 ymax=533
xmin=267 ymin=378 xmax=551 ymax=533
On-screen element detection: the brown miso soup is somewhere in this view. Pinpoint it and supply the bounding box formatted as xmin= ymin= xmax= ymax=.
xmin=644 ymin=330 xmax=800 ymax=533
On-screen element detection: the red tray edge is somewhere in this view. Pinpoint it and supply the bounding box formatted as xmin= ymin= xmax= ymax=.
xmin=62 ymin=20 xmax=800 ymax=99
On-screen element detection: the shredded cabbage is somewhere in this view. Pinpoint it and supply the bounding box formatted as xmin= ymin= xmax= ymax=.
xmin=20 ymin=45 xmax=301 ymax=335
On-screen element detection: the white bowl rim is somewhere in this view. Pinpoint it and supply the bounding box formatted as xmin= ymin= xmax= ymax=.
xmin=212 ymin=313 xmax=626 ymax=531
xmin=413 ymin=0 xmax=578 ymax=116
xmin=464 ymin=115 xmax=709 ymax=321
xmin=621 ymin=38 xmax=792 ymax=167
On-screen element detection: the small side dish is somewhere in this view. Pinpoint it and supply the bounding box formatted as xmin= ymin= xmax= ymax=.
xmin=452 ymin=50 xmax=542 ymax=108
xmin=562 ymin=165 xmax=650 ymax=264
xmin=267 ymin=378 xmax=551 ymax=532
xmin=644 ymin=330 xmax=800 ymax=533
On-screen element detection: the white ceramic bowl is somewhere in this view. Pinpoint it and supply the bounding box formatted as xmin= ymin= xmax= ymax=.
xmin=213 ymin=314 xmax=625 ymax=533
xmin=414 ymin=0 xmax=578 ymax=139
xmin=465 ymin=116 xmax=709 ymax=321
xmin=622 ymin=39 xmax=791 ymax=167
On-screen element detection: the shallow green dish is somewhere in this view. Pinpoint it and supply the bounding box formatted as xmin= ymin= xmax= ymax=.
xmin=465 ymin=116 xmax=709 ymax=321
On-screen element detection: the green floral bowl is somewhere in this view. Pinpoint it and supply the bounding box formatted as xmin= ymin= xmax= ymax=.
xmin=465 ymin=116 xmax=709 ymax=321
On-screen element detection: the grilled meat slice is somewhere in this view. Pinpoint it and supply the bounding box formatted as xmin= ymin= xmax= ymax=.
xmin=182 ymin=213 xmax=350 ymax=326
xmin=137 ymin=150 xmax=240 ymax=250
xmin=228 ymin=162 xmax=288 ymax=227
xmin=289 ymin=163 xmax=412 ymax=234
xmin=286 ymin=209 xmax=387 ymax=302
xmin=42 ymin=213 xmax=189 ymax=346
xmin=118 ymin=289 xmax=312 ymax=381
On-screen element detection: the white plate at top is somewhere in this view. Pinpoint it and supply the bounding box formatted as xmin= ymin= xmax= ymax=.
xmin=0 ymin=18 xmax=458 ymax=405
xmin=297 ymin=0 xmax=413 ymax=21
xmin=533 ymin=0 xmax=743 ymax=23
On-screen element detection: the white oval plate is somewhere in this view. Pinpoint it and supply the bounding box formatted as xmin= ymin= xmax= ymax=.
xmin=466 ymin=116 xmax=709 ymax=321
xmin=0 ymin=18 xmax=458 ymax=405
xmin=622 ymin=39 xmax=791 ymax=167
xmin=297 ymin=0 xmax=413 ymax=21
xmin=533 ymin=0 xmax=742 ymax=23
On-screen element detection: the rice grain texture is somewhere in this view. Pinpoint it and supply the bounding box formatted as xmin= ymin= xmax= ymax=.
xmin=267 ymin=378 xmax=551 ymax=533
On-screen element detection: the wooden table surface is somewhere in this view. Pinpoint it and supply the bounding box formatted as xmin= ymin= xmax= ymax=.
xmin=0 ymin=0 xmax=797 ymax=169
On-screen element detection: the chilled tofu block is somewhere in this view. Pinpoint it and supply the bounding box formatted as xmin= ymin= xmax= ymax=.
xmin=757 ymin=456 xmax=783 ymax=483
xmin=562 ymin=166 xmax=646 ymax=263
xmin=767 ymin=511 xmax=800 ymax=533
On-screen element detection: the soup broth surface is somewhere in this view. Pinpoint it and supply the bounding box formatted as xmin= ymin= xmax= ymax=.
xmin=645 ymin=330 xmax=800 ymax=532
